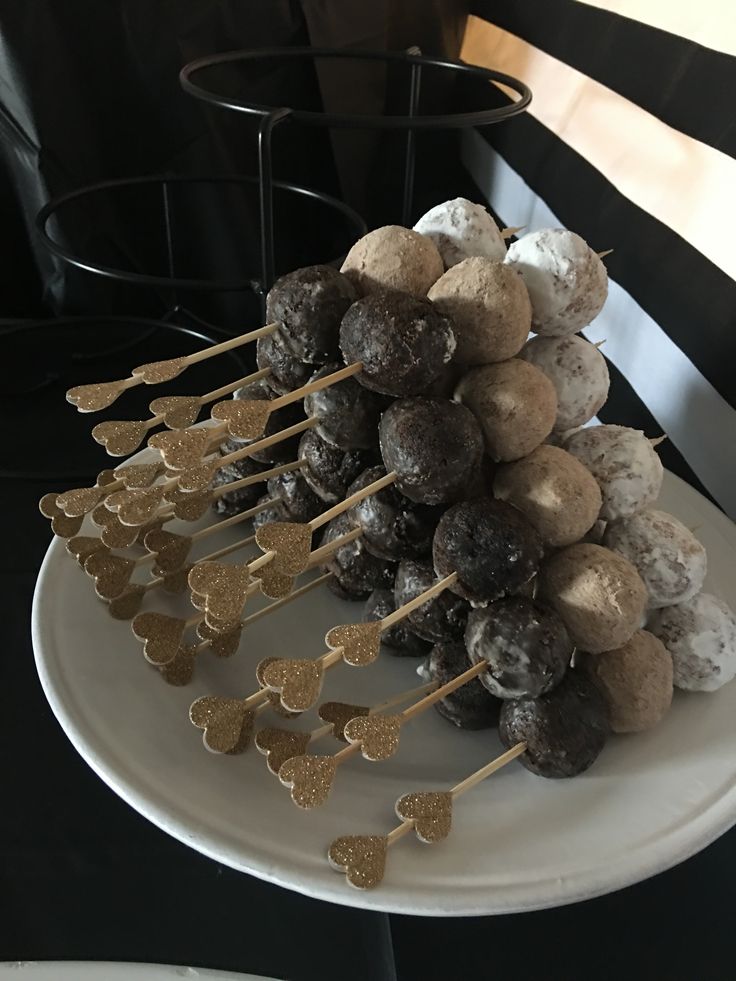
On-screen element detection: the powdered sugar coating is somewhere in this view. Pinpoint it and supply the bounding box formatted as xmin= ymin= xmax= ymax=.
xmin=648 ymin=592 xmax=736 ymax=692
xmin=564 ymin=425 xmax=663 ymax=521
xmin=505 ymin=228 xmax=608 ymax=336
xmin=520 ymin=334 xmax=610 ymax=431
xmin=605 ymin=509 xmax=707 ymax=609
xmin=413 ymin=198 xmax=506 ymax=268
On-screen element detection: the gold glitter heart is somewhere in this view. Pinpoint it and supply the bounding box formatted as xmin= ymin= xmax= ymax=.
xmin=159 ymin=644 xmax=198 ymax=686
xmin=113 ymin=463 xmax=161 ymax=488
xmin=67 ymin=380 xmax=128 ymax=412
xmin=278 ymin=755 xmax=337 ymax=809
xmin=188 ymin=561 xmax=252 ymax=623
xmin=317 ymin=701 xmax=370 ymax=742
xmin=39 ymin=496 xmax=84 ymax=538
xmin=255 ymin=728 xmax=312 ymax=776
xmin=210 ymin=399 xmax=272 ymax=440
xmin=84 ymin=551 xmax=135 ymax=600
xmin=189 ymin=695 xmax=254 ymax=754
xmin=256 ymin=657 xmax=301 ymax=719
xmin=328 ymin=835 xmax=387 ymax=889
xmin=261 ymin=657 xmax=324 ymax=712
xmin=97 ymin=469 xmax=117 ymax=486
xmin=39 ymin=493 xmax=63 ymax=519
xmin=66 ymin=535 xmax=109 ymax=568
xmin=190 ymin=589 xmax=208 ymax=612
xmin=55 ymin=485 xmax=104 ymax=517
xmin=395 ymin=792 xmax=453 ymax=844
xmin=173 ymin=490 xmax=212 ymax=522
xmin=143 ymin=529 xmax=192 ymax=572
xmin=116 ymin=487 xmax=165 ymax=527
xmin=195 ymin=620 xmax=242 ymax=658
xmin=325 ymin=622 xmax=382 ymax=667
xmin=177 ymin=461 xmax=218 ymax=493
xmin=132 ymin=356 xmax=187 ymax=384
xmin=149 ymin=395 xmax=201 ymax=429
xmin=258 ymin=566 xmax=294 ymax=599
xmin=91 ymin=505 xmax=139 ymax=548
xmin=131 ymin=612 xmax=186 ymax=665
xmin=91 ymin=420 xmax=149 ymax=457
xmin=343 ymin=715 xmax=402 ymax=762
xmin=255 ymin=522 xmax=312 ymax=575
xmin=160 ymin=564 xmax=193 ymax=595
xmin=108 ymin=585 xmax=146 ymax=620
xmin=148 ymin=428 xmax=214 ymax=471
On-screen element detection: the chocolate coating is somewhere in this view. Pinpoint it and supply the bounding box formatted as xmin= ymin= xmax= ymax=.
xmin=211 ymin=456 xmax=267 ymax=517
xmin=433 ymin=498 xmax=543 ymax=603
xmin=421 ymin=640 xmax=501 ymax=729
xmin=252 ymin=494 xmax=289 ymax=532
xmin=394 ymin=559 xmax=470 ymax=643
xmin=298 ymin=430 xmax=376 ymax=503
xmin=362 ymin=588 xmax=431 ymax=657
xmin=339 ymin=291 xmax=455 ymax=396
xmin=499 ymin=670 xmax=609 ymax=778
xmin=304 ymin=363 xmax=383 ymax=450
xmin=320 ymin=513 xmax=395 ymax=601
xmin=266 ymin=265 xmax=357 ymax=364
xmin=266 ymin=470 xmax=323 ymax=523
xmin=466 ymin=597 xmax=572 ymax=699
xmin=348 ymin=465 xmax=444 ymax=561
xmin=256 ymin=329 xmax=312 ymax=395
xmin=379 ymin=397 xmax=484 ymax=505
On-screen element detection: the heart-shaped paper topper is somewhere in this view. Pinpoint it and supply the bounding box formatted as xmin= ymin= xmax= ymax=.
xmin=131 ymin=612 xmax=186 ymax=665
xmin=91 ymin=420 xmax=149 ymax=457
xmin=55 ymin=485 xmax=105 ymax=518
xmin=188 ymin=561 xmax=253 ymax=623
xmin=66 ymin=535 xmax=109 ymax=568
xmin=84 ymin=551 xmax=135 ymax=600
xmin=343 ymin=715 xmax=402 ymax=762
xmin=189 ymin=695 xmax=254 ymax=754
xmin=328 ymin=835 xmax=387 ymax=890
xmin=97 ymin=469 xmax=117 ymax=486
xmin=149 ymin=395 xmax=201 ymax=429
xmin=325 ymin=622 xmax=382 ymax=667
xmin=317 ymin=701 xmax=370 ymax=742
xmin=255 ymin=522 xmax=312 ymax=576
xmin=210 ymin=399 xmax=272 ymax=441
xmin=39 ymin=495 xmax=84 ymax=538
xmin=39 ymin=493 xmax=62 ymax=519
xmin=255 ymin=658 xmax=301 ymax=719
xmin=255 ymin=728 xmax=312 ymax=776
xmin=113 ymin=463 xmax=161 ymax=488
xmin=148 ymin=428 xmax=214 ymax=472
xmin=196 ymin=620 xmax=243 ymax=658
xmin=260 ymin=658 xmax=324 ymax=713
xmin=278 ymin=755 xmax=338 ymax=810
xmin=159 ymin=565 xmax=193 ymax=595
xmin=159 ymin=644 xmax=198 ymax=687
xmin=172 ymin=490 xmax=212 ymax=522
xmin=67 ymin=379 xmax=128 ymax=412
xmin=176 ymin=460 xmax=218 ymax=493
xmin=90 ymin=505 xmax=138 ymax=548
xmin=116 ymin=487 xmax=165 ymax=527
xmin=132 ymin=355 xmax=187 ymax=384
xmin=258 ymin=565 xmax=295 ymax=600
xmin=395 ymin=792 xmax=453 ymax=844
xmin=108 ymin=584 xmax=146 ymax=621
xmin=143 ymin=528 xmax=192 ymax=572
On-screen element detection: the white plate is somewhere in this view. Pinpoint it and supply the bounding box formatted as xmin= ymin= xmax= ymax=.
xmin=32 ymin=469 xmax=736 ymax=915
xmin=0 ymin=964 xmax=278 ymax=981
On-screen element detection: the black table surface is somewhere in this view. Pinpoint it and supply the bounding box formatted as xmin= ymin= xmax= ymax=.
xmin=4 ymin=325 xmax=735 ymax=981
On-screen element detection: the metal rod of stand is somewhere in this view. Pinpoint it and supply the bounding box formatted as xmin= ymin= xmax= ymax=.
xmin=402 ymin=60 xmax=422 ymax=226
xmin=258 ymin=107 xmax=293 ymax=317
xmin=161 ymin=179 xmax=178 ymax=312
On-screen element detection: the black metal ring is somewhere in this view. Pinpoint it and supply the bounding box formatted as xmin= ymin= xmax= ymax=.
xmin=180 ymin=47 xmax=531 ymax=129
xmin=35 ymin=174 xmax=367 ymax=292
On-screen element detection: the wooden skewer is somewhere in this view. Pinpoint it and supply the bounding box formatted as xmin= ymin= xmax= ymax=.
xmin=597 ymin=249 xmax=614 ymax=259
xmin=500 ymin=225 xmax=525 ymax=239
xmin=308 ymin=681 xmax=438 ymax=743
xmin=650 ymin=434 xmax=668 ymax=447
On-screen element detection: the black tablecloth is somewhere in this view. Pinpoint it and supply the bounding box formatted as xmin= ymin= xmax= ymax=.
xmin=4 ymin=327 xmax=736 ymax=981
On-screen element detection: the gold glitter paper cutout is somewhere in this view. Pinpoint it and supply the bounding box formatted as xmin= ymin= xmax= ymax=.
xmin=113 ymin=463 xmax=161 ymax=488
xmin=395 ymin=792 xmax=453 ymax=844
xmin=132 ymin=356 xmax=187 ymax=384
xmin=160 ymin=565 xmax=193 ymax=595
xmin=278 ymin=755 xmax=337 ymax=809
xmin=52 ymin=513 xmax=84 ymax=538
xmin=91 ymin=505 xmax=140 ymax=548
xmin=84 ymin=552 xmax=135 ymax=600
xmin=343 ymin=715 xmax=402 ymax=762
xmin=143 ymin=529 xmax=192 ymax=572
xmin=39 ymin=493 xmax=62 ymax=519
xmin=328 ymin=835 xmax=387 ymax=890
xmin=177 ymin=460 xmax=218 ymax=493
xmin=116 ymin=486 xmax=165 ymax=526
xmin=196 ymin=620 xmax=242 ymax=658
xmin=91 ymin=420 xmax=149 ymax=457
xmin=190 ymin=590 xmax=208 ymax=612
xmin=210 ymin=399 xmax=271 ymax=440
xmin=188 ymin=561 xmax=252 ymax=622
xmin=317 ymin=701 xmax=370 ymax=742
xmin=67 ymin=380 xmax=128 ymax=412
xmin=149 ymin=395 xmax=201 ymax=429
xmin=255 ymin=522 xmax=311 ymax=575
xmin=55 ymin=486 xmax=104 ymax=517
xmin=325 ymin=622 xmax=382 ymax=667
xmin=108 ymin=585 xmax=146 ymax=620
xmin=255 ymin=728 xmax=311 ymax=776
xmin=132 ymin=612 xmax=186 ymax=665
xmin=159 ymin=644 xmax=198 ymax=686
xmin=173 ymin=491 xmax=211 ymax=522
xmin=258 ymin=566 xmax=294 ymax=599
xmin=97 ymin=469 xmax=117 ymax=486
xmin=66 ymin=536 xmax=109 ymax=568
xmin=261 ymin=658 xmax=324 ymax=712
xmin=148 ymin=428 xmax=213 ymax=471
xmin=189 ymin=696 xmax=254 ymax=754
xmin=256 ymin=658 xmax=301 ymax=719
